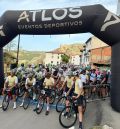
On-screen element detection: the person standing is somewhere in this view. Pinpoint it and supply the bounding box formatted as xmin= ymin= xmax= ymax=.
xmin=2 ymin=70 xmax=18 ymax=109
xmin=43 ymin=72 xmax=54 ymax=115
xmin=73 ymin=72 xmax=84 ymax=129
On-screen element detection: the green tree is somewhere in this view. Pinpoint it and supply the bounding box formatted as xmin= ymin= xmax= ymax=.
xmin=61 ymin=54 xmax=70 ymax=63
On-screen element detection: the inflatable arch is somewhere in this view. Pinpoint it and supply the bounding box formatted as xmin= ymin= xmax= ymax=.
xmin=0 ymin=4 xmax=120 ymax=112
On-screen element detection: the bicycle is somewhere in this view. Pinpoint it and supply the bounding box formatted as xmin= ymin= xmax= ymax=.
xmin=2 ymin=88 xmax=18 ymax=111
xmin=56 ymin=90 xmax=66 ymax=113
xmin=23 ymin=87 xmax=33 ymax=110
xmin=59 ymin=96 xmax=86 ymax=128
xmin=34 ymin=88 xmax=56 ymax=114
xmin=17 ymin=81 xmax=25 ymax=97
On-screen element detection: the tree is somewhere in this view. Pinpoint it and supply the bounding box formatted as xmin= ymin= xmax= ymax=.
xmin=4 ymin=40 xmax=17 ymax=52
xmin=61 ymin=54 xmax=70 ymax=63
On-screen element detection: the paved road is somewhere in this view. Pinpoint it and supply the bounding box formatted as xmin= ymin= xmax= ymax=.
xmin=0 ymin=99 xmax=119 ymax=129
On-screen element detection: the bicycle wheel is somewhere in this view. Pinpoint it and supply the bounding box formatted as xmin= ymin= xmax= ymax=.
xmin=18 ymin=86 xmax=25 ymax=97
xmin=2 ymin=94 xmax=10 ymax=111
xmin=56 ymin=89 xmax=63 ymax=97
xmin=82 ymin=97 xmax=87 ymax=114
xmin=35 ymin=97 xmax=44 ymax=114
xmin=56 ymin=96 xmax=66 ymax=113
xmin=23 ymin=97 xmax=31 ymax=110
xmin=59 ymin=106 xmax=77 ymax=128
xmin=49 ymin=90 xmax=56 ymax=104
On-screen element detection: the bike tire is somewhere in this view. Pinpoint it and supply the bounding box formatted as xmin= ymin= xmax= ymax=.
xmin=18 ymin=86 xmax=25 ymax=97
xmin=56 ymin=96 xmax=66 ymax=113
xmin=59 ymin=106 xmax=77 ymax=128
xmin=35 ymin=98 xmax=44 ymax=114
xmin=23 ymin=97 xmax=31 ymax=110
xmin=2 ymin=94 xmax=10 ymax=111
xmin=56 ymin=89 xmax=63 ymax=97
xmin=49 ymin=90 xmax=56 ymax=104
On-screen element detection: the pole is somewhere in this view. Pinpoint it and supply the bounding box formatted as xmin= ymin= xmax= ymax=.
xmin=111 ymin=42 xmax=120 ymax=112
xmin=16 ymin=34 xmax=20 ymax=66
xmin=0 ymin=48 xmax=4 ymax=89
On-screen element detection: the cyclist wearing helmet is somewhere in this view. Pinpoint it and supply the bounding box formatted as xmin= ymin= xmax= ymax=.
xmin=20 ymin=73 xmax=36 ymax=107
xmin=61 ymin=71 xmax=74 ymax=112
xmin=43 ymin=72 xmax=54 ymax=115
xmin=3 ymin=70 xmax=18 ymax=109
xmin=61 ymin=71 xmax=74 ymax=96
xmin=72 ymin=72 xmax=84 ymax=129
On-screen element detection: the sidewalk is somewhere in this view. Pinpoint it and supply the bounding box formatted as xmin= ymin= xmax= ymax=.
xmin=84 ymin=99 xmax=120 ymax=129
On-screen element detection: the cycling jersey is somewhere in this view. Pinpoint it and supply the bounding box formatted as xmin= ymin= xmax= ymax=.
xmin=25 ymin=78 xmax=36 ymax=86
xmin=64 ymin=76 xmax=73 ymax=88
xmin=44 ymin=77 xmax=54 ymax=89
xmin=6 ymin=75 xmax=18 ymax=88
xmin=90 ymin=73 xmax=97 ymax=82
xmin=74 ymin=78 xmax=84 ymax=95
xmin=80 ymin=74 xmax=88 ymax=84
xmin=97 ymin=74 xmax=101 ymax=81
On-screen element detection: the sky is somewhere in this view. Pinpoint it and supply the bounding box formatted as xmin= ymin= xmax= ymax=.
xmin=0 ymin=0 xmax=118 ymax=51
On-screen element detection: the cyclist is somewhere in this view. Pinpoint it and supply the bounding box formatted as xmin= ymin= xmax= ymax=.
xmin=20 ymin=73 xmax=36 ymax=107
xmin=2 ymin=70 xmax=18 ymax=109
xmin=72 ymin=72 xmax=84 ymax=129
xmin=43 ymin=72 xmax=54 ymax=115
xmin=61 ymin=71 xmax=74 ymax=95
xmin=52 ymin=68 xmax=59 ymax=87
xmin=61 ymin=71 xmax=74 ymax=115
xmin=57 ymin=69 xmax=65 ymax=89
xmin=100 ymin=70 xmax=108 ymax=98
xmin=80 ymin=70 xmax=89 ymax=99
xmin=90 ymin=69 xmax=97 ymax=96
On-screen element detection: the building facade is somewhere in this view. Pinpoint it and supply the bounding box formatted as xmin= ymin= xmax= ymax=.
xmin=70 ymin=55 xmax=81 ymax=65
xmin=43 ymin=50 xmax=64 ymax=66
xmin=81 ymin=36 xmax=111 ymax=66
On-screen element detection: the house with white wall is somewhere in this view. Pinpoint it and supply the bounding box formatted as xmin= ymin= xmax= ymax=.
xmin=43 ymin=49 xmax=64 ymax=66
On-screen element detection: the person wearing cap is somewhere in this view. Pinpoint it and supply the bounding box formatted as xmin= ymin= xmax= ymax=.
xmin=2 ymin=70 xmax=18 ymax=109
xmin=43 ymin=72 xmax=54 ymax=115
xmin=72 ymin=72 xmax=84 ymax=129
xmin=20 ymin=73 xmax=36 ymax=107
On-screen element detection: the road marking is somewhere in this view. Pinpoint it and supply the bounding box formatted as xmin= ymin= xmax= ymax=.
xmin=69 ymin=126 xmax=75 ymax=129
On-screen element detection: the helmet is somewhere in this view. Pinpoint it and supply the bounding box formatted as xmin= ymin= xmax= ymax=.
xmin=11 ymin=69 xmax=16 ymax=75
xmin=28 ymin=73 xmax=33 ymax=78
xmin=73 ymin=71 xmax=79 ymax=76
xmin=67 ymin=71 xmax=73 ymax=76
xmin=59 ymin=69 xmax=63 ymax=74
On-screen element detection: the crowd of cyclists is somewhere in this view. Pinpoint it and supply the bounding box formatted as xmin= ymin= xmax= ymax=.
xmin=0 ymin=63 xmax=111 ymax=129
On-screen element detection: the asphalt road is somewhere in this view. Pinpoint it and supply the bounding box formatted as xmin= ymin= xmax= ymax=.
xmin=0 ymin=98 xmax=119 ymax=129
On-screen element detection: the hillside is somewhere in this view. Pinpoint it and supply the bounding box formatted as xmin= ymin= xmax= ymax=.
xmin=3 ymin=43 xmax=84 ymax=66
xmin=9 ymin=50 xmax=45 ymax=65
xmin=54 ymin=43 xmax=84 ymax=56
